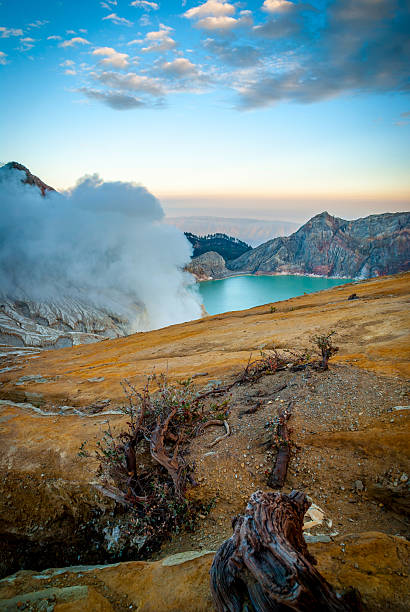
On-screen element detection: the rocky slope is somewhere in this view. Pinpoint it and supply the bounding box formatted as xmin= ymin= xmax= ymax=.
xmin=0 ymin=297 xmax=130 ymax=348
xmin=228 ymin=211 xmax=410 ymax=278
xmin=186 ymin=251 xmax=230 ymax=280
xmin=0 ymin=273 xmax=408 ymax=608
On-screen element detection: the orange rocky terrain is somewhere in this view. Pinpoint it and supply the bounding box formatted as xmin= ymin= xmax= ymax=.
xmin=0 ymin=272 xmax=409 ymax=610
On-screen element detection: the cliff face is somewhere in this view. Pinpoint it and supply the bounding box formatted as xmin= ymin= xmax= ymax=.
xmin=186 ymin=251 xmax=229 ymax=280
xmin=228 ymin=211 xmax=410 ymax=278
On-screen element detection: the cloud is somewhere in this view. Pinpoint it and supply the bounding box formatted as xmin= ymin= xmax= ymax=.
xmin=262 ymin=0 xmax=293 ymax=12
xmin=127 ymin=38 xmax=144 ymax=45
xmin=47 ymin=35 xmax=62 ymax=40
xmin=195 ymin=16 xmax=238 ymax=30
xmin=395 ymin=111 xmax=410 ymax=126
xmin=60 ymin=37 xmax=90 ymax=48
xmin=184 ymin=0 xmax=235 ymax=19
xmin=0 ymin=51 xmax=7 ymax=65
xmin=19 ymin=37 xmax=35 ymax=51
xmin=64 ymin=69 xmax=77 ymax=75
xmin=28 ymin=19 xmax=49 ymax=28
xmin=238 ymin=0 xmax=410 ymax=108
xmin=183 ymin=1 xmax=252 ymax=31
xmin=80 ymin=88 xmax=146 ymax=109
xmin=93 ymin=70 xmax=164 ymax=96
xmin=130 ymin=0 xmax=159 ymax=9
xmin=102 ymin=12 xmax=133 ymax=25
xmin=184 ymin=0 xmax=240 ymax=29
xmin=93 ymin=46 xmax=129 ymax=68
xmin=0 ymin=165 xmax=202 ymax=331
xmin=142 ymin=24 xmax=176 ymax=52
xmin=60 ymin=59 xmax=75 ymax=66
xmin=0 ymin=26 xmax=23 ymax=38
xmin=204 ymin=38 xmax=261 ymax=67
xmin=101 ymin=0 xmax=117 ymax=7
xmin=161 ymin=57 xmax=198 ymax=76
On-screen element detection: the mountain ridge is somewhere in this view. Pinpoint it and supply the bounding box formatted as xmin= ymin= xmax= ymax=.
xmin=227 ymin=210 xmax=410 ymax=279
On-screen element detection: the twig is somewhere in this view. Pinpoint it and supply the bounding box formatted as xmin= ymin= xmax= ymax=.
xmin=209 ymin=420 xmax=230 ymax=447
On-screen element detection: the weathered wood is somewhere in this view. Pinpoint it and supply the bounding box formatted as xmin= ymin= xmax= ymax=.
xmin=210 ymin=490 xmax=360 ymax=612
xmin=267 ymin=403 xmax=292 ymax=489
xmin=150 ymin=407 xmax=185 ymax=498
xmin=209 ymin=420 xmax=230 ymax=447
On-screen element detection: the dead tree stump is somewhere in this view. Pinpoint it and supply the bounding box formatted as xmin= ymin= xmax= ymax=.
xmin=210 ymin=490 xmax=360 ymax=611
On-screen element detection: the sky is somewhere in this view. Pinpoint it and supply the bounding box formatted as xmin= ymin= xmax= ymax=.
xmin=0 ymin=0 xmax=409 ymax=222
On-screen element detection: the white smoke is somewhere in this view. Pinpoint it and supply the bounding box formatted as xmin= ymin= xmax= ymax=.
xmin=0 ymin=166 xmax=203 ymax=333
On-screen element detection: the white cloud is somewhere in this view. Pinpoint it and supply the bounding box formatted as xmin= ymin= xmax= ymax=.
xmin=60 ymin=37 xmax=90 ymax=48
xmin=93 ymin=70 xmax=164 ymax=95
xmin=184 ymin=0 xmax=235 ymax=19
xmin=101 ymin=0 xmax=117 ymax=7
xmin=93 ymin=46 xmax=129 ymax=68
xmin=28 ymin=19 xmax=50 ymax=28
xmin=196 ymin=15 xmax=238 ymax=29
xmin=64 ymin=69 xmax=77 ymax=75
xmin=47 ymin=35 xmax=62 ymax=40
xmin=102 ymin=12 xmax=133 ymax=25
xmin=142 ymin=24 xmax=176 ymax=52
xmin=19 ymin=36 xmax=35 ymax=51
xmin=0 ymin=26 xmax=23 ymax=38
xmin=130 ymin=0 xmax=159 ymax=9
xmin=161 ymin=57 xmax=198 ymax=76
xmin=0 ymin=51 xmax=7 ymax=65
xmin=60 ymin=59 xmax=75 ymax=66
xmin=28 ymin=19 xmax=49 ymax=28
xmin=262 ymin=0 xmax=293 ymax=12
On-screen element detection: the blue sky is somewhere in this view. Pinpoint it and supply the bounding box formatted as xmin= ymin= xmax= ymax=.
xmin=0 ymin=0 xmax=409 ymax=221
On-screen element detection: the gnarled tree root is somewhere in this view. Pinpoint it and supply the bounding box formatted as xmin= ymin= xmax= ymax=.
xmin=210 ymin=490 xmax=361 ymax=612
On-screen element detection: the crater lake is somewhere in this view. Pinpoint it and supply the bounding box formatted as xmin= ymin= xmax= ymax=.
xmin=198 ymin=275 xmax=354 ymax=316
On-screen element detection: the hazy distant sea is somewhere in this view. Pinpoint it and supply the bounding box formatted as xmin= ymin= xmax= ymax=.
xmin=199 ymin=275 xmax=353 ymax=315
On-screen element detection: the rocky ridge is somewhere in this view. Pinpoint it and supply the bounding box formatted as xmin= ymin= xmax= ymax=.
xmin=186 ymin=251 xmax=230 ymax=280
xmin=1 ymin=161 xmax=55 ymax=196
xmin=228 ymin=211 xmax=410 ymax=278
xmin=0 ymin=297 xmax=130 ymax=348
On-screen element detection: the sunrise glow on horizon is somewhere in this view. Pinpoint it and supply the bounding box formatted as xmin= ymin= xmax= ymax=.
xmin=1 ymin=0 xmax=409 ymax=221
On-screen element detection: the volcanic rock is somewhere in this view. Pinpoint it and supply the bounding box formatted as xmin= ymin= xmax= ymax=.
xmin=186 ymin=251 xmax=230 ymax=280
xmin=228 ymin=211 xmax=410 ymax=278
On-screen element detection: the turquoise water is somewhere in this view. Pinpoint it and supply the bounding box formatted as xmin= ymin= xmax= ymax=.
xmin=198 ymin=275 xmax=353 ymax=316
